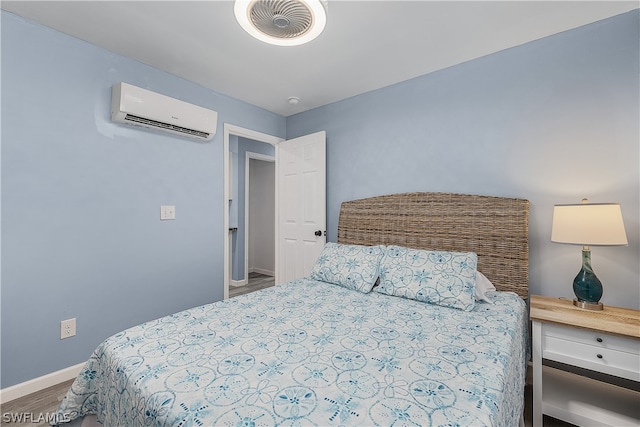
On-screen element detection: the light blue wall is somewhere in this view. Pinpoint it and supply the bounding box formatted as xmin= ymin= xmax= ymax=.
xmin=0 ymin=12 xmax=285 ymax=388
xmin=287 ymin=10 xmax=640 ymax=310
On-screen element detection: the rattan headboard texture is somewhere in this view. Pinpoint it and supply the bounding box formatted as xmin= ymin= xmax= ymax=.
xmin=337 ymin=192 xmax=530 ymax=299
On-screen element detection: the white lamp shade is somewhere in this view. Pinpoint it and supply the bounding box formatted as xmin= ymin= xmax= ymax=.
xmin=551 ymin=203 xmax=628 ymax=246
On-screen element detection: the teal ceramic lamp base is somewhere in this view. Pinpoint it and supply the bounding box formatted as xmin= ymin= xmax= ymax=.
xmin=572 ymin=248 xmax=604 ymax=311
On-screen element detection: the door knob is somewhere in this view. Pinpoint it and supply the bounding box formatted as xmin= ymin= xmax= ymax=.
xmin=315 ymin=230 xmax=322 ymax=237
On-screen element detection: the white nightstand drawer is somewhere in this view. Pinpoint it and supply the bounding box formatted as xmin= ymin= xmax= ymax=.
xmin=544 ymin=323 xmax=640 ymax=354
xmin=543 ymin=334 xmax=640 ymax=381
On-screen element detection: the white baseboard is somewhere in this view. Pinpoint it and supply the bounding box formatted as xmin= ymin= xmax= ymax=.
xmin=230 ymin=279 xmax=247 ymax=288
xmin=250 ymin=268 xmax=275 ymax=276
xmin=0 ymin=362 xmax=85 ymax=404
xmin=230 ymin=270 xmax=274 ymax=288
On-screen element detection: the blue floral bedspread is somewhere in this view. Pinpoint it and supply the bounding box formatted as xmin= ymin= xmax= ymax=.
xmin=55 ymin=278 xmax=527 ymax=426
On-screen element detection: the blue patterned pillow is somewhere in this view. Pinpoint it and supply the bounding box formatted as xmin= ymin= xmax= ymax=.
xmin=310 ymin=242 xmax=386 ymax=293
xmin=375 ymin=245 xmax=478 ymax=311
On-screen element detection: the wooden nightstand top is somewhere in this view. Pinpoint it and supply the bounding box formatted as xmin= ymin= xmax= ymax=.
xmin=530 ymin=295 xmax=640 ymax=339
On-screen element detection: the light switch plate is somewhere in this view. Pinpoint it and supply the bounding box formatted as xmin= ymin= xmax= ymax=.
xmin=160 ymin=205 xmax=176 ymax=220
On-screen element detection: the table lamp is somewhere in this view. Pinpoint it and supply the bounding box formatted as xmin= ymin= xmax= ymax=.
xmin=551 ymin=199 xmax=628 ymax=310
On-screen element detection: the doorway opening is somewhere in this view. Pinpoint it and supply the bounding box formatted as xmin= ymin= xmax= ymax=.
xmin=223 ymin=124 xmax=283 ymax=300
xmin=231 ymin=152 xmax=275 ymax=290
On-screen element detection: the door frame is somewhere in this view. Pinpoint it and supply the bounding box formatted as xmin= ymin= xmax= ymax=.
xmin=244 ymin=152 xmax=276 ymax=284
xmin=223 ymin=123 xmax=283 ymax=300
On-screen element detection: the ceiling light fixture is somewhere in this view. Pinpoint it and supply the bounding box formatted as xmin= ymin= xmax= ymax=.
xmin=288 ymin=96 xmax=300 ymax=105
xmin=234 ymin=0 xmax=327 ymax=46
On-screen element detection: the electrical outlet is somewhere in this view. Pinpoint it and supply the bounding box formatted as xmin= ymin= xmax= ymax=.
xmin=160 ymin=205 xmax=176 ymax=220
xmin=60 ymin=318 xmax=76 ymax=339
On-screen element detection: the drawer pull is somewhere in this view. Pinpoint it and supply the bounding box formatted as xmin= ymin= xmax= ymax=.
xmin=596 ymin=337 xmax=603 ymax=343
xmin=597 ymin=354 xmax=603 ymax=359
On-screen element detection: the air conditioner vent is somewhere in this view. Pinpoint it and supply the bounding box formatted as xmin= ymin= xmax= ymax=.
xmin=124 ymin=114 xmax=210 ymax=139
xmin=111 ymin=83 xmax=218 ymax=141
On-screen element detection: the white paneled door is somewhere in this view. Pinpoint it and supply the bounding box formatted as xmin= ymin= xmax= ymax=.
xmin=277 ymin=131 xmax=326 ymax=284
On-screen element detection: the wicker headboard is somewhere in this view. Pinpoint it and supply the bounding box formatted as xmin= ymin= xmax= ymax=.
xmin=337 ymin=192 xmax=530 ymax=299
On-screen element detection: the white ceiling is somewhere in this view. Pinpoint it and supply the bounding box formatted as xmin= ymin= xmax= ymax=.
xmin=2 ymin=1 xmax=637 ymax=116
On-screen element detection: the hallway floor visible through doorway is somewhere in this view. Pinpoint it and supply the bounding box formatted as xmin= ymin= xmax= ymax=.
xmin=229 ymin=272 xmax=275 ymax=298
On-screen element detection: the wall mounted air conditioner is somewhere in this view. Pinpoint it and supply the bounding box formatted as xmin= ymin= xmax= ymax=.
xmin=111 ymin=82 xmax=218 ymax=141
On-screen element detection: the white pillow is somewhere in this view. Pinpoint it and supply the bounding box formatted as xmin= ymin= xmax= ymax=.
xmin=475 ymin=271 xmax=496 ymax=303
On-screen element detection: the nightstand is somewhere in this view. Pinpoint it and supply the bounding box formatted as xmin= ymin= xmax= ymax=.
xmin=530 ymin=295 xmax=640 ymax=426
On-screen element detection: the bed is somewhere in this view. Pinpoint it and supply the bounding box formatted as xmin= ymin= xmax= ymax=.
xmin=55 ymin=192 xmax=530 ymax=426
